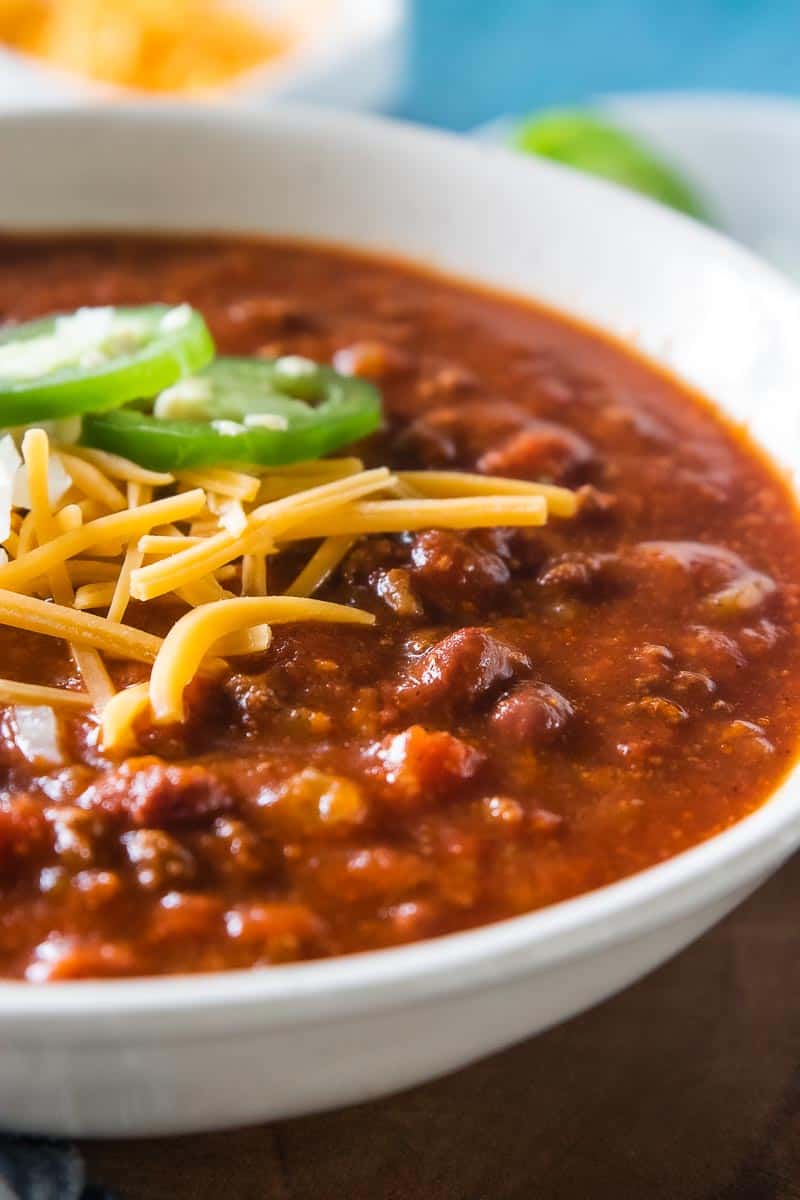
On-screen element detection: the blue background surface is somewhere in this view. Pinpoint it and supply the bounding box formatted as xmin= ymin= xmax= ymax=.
xmin=397 ymin=0 xmax=800 ymax=130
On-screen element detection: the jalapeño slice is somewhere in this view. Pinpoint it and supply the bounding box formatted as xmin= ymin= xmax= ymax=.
xmin=81 ymin=355 xmax=383 ymax=470
xmin=0 ymin=304 xmax=214 ymax=423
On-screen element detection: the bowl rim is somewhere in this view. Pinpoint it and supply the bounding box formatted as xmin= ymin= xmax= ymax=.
xmin=0 ymin=102 xmax=799 ymax=1028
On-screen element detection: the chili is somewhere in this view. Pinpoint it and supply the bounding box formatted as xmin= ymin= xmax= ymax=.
xmin=0 ymin=234 xmax=798 ymax=982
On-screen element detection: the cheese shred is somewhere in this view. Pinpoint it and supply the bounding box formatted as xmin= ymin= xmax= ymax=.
xmin=100 ymin=681 xmax=151 ymax=756
xmin=286 ymin=536 xmax=356 ymax=598
xmin=106 ymin=482 xmax=150 ymax=624
xmin=22 ymin=430 xmax=115 ymax=707
xmin=398 ymin=471 xmax=579 ymax=518
xmin=59 ymin=450 xmax=128 ymax=512
xmin=0 ymin=678 xmax=92 ymax=709
xmin=281 ymin=495 xmax=548 ymax=540
xmin=60 ymin=445 xmax=174 ymax=488
xmin=0 ymin=588 xmax=162 ymax=662
xmin=149 ymin=596 xmax=374 ymax=723
xmin=241 ymin=554 xmax=268 ymax=596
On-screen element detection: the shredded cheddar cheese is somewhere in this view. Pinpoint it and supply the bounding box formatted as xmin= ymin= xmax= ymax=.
xmin=22 ymin=429 xmax=73 ymax=604
xmin=58 ymin=449 xmax=128 ymax=512
xmin=54 ymin=504 xmax=83 ymax=534
xmin=149 ymin=597 xmax=373 ymax=723
xmin=106 ymin=481 xmax=150 ymax=624
xmin=130 ymin=468 xmax=394 ymax=602
xmin=101 ymin=681 xmax=151 ymax=754
xmin=0 ymin=678 xmax=92 ymax=710
xmin=2 ymin=528 xmax=19 ymax=559
xmin=286 ymin=536 xmax=356 ymax=599
xmin=241 ymin=553 xmax=268 ymax=597
xmin=74 ymin=582 xmax=117 ymax=611
xmin=62 ymin=445 xmax=174 ymax=488
xmin=215 ymin=625 xmax=273 ymax=658
xmin=398 ymin=471 xmax=581 ymax=518
xmin=281 ymin=495 xmax=549 ymax=539
xmin=22 ymin=429 xmax=115 ymax=706
xmin=65 ymin=560 xmax=128 ymax=585
xmin=177 ymin=467 xmax=260 ymax=502
xmin=0 ymin=429 xmax=576 ymax=755
xmin=0 ymin=488 xmax=206 ymax=592
xmin=0 ymin=589 xmax=163 ymax=662
xmin=71 ymin=644 xmax=116 ymax=708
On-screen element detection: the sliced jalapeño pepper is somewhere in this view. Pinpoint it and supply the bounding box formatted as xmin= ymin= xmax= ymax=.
xmin=0 ymin=304 xmax=214 ymax=424
xmin=81 ymin=355 xmax=383 ymax=470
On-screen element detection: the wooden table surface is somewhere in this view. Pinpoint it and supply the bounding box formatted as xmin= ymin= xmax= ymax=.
xmin=83 ymin=856 xmax=800 ymax=1200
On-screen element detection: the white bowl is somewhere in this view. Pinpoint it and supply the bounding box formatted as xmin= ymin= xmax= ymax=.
xmin=1 ymin=105 xmax=800 ymax=1137
xmin=0 ymin=0 xmax=406 ymax=112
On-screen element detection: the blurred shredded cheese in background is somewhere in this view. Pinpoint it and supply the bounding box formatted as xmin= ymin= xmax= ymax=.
xmin=0 ymin=0 xmax=292 ymax=95
xmin=0 ymin=428 xmax=575 ymax=755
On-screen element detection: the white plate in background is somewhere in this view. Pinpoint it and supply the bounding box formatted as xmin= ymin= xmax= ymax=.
xmin=479 ymin=92 xmax=800 ymax=282
xmin=0 ymin=0 xmax=407 ymax=113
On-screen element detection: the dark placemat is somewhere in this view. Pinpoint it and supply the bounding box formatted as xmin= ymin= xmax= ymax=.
xmin=83 ymin=854 xmax=800 ymax=1200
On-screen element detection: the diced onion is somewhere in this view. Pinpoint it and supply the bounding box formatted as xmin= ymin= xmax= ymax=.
xmin=154 ymin=377 xmax=213 ymax=420
xmin=0 ymin=307 xmax=147 ymax=380
xmin=243 ymin=413 xmax=289 ymax=431
xmin=12 ymin=448 xmax=71 ymax=511
xmin=211 ymin=419 xmax=247 ymax=436
xmin=12 ymin=705 xmax=63 ymax=766
xmin=0 ymin=434 xmax=21 ymax=541
xmin=160 ymin=304 xmax=192 ymax=332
